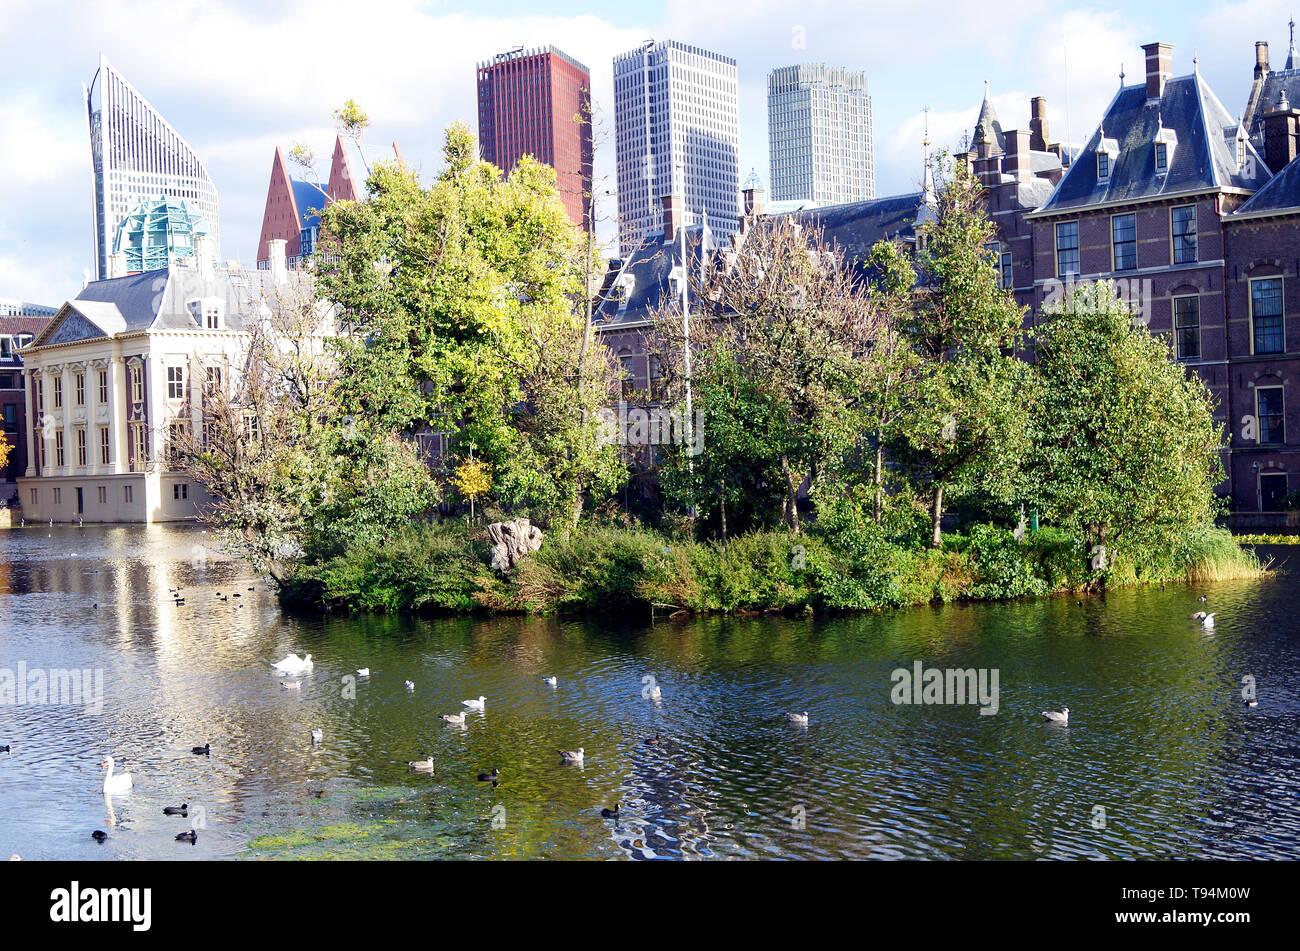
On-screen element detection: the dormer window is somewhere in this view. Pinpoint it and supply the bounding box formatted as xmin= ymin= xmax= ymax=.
xmin=1155 ymin=142 xmax=1168 ymax=173
xmin=187 ymin=297 xmax=223 ymax=330
xmin=1097 ymin=152 xmax=1110 ymax=180
xmin=1096 ymin=135 xmax=1119 ymax=182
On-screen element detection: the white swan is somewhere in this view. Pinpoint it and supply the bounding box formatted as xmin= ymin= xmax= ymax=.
xmin=271 ymin=653 xmax=313 ymax=674
xmin=462 ymin=696 xmax=486 ymax=711
xmin=1041 ymin=707 xmax=1070 ymax=724
xmin=1201 ymin=613 xmax=1216 ymax=628
xmin=101 ymin=755 xmax=132 ymax=794
xmin=647 ymin=685 xmax=662 ymax=700
xmin=356 ymin=668 xmax=370 ymax=677
xmin=310 ymin=729 xmax=323 ymax=745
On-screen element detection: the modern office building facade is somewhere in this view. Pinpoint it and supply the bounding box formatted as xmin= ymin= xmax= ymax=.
xmin=613 ymin=40 xmax=740 ymax=255
xmin=768 ymin=64 xmax=875 ymax=207
xmin=477 ymin=46 xmax=593 ymax=228
xmin=84 ymin=55 xmax=220 ymax=281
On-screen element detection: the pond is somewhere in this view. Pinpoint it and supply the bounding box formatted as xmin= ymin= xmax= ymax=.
xmin=0 ymin=524 xmax=1297 ymax=859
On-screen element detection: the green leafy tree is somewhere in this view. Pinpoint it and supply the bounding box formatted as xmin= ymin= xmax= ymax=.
xmin=1029 ymin=279 xmax=1224 ymax=566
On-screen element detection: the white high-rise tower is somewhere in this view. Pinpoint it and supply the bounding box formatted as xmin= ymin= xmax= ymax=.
xmin=84 ymin=55 xmax=220 ymax=280
xmin=767 ymin=64 xmax=875 ymax=207
xmin=613 ymin=40 xmax=739 ymax=255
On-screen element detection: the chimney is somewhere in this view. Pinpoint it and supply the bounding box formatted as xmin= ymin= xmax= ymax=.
xmin=1029 ymin=97 xmax=1049 ymax=152
xmin=1143 ymin=42 xmax=1173 ymax=100
xmin=194 ymin=235 xmax=214 ymax=279
xmin=107 ymin=252 xmax=127 ymax=280
xmin=1004 ymin=129 xmax=1032 ymax=181
xmin=742 ymin=184 xmax=765 ymax=219
xmin=974 ymin=153 xmax=1002 ymax=188
xmin=1263 ymin=93 xmax=1299 ymax=172
xmin=268 ymin=238 xmax=288 ymax=283
xmin=661 ymin=194 xmax=682 ymax=244
xmin=1256 ymin=41 xmax=1271 ymax=79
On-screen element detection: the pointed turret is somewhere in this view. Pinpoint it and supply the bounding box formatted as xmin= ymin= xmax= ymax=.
xmin=971 ymin=81 xmax=1006 ymax=158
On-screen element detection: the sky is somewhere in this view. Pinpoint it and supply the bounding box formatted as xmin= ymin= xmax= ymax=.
xmin=0 ymin=0 xmax=1296 ymax=306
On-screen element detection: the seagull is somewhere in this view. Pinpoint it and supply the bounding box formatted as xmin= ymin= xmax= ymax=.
xmin=279 ymin=680 xmax=301 ymax=690
xmin=784 ymin=711 xmax=809 ymax=725
xmin=405 ymin=680 xmax=415 ymax=692
xmin=543 ymin=676 xmax=557 ymax=687
xmin=1041 ymin=707 xmax=1070 ymax=724
xmin=600 ymin=803 xmax=621 ymax=819
xmin=163 ymin=803 xmax=188 ymax=816
xmin=190 ymin=744 xmax=210 ymax=755
xmin=462 ymin=696 xmax=486 ymax=711
xmin=310 ymin=729 xmax=324 ymax=745
xmin=175 ymin=830 xmax=197 ymax=844
xmin=408 ymin=756 xmax=436 ymax=773
xmin=441 ymin=712 xmax=467 ymax=725
xmin=558 ymin=748 xmax=585 ymax=764
xmin=356 ymin=668 xmax=370 ymax=677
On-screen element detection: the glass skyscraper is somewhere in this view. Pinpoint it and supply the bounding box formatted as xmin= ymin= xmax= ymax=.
xmin=768 ymin=64 xmax=875 ymax=207
xmin=613 ymin=40 xmax=739 ymax=255
xmin=84 ymin=55 xmax=220 ymax=280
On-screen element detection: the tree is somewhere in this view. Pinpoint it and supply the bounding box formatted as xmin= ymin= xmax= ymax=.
xmin=1029 ymin=279 xmax=1223 ymax=565
xmin=0 ymin=431 xmax=13 ymax=474
xmin=317 ymin=122 xmax=622 ymax=531
xmin=451 ymin=455 xmax=492 ymax=521
xmin=333 ymin=99 xmax=372 ymax=173
xmin=899 ymin=156 xmax=1032 ymax=546
xmin=654 ymin=216 xmax=883 ymax=534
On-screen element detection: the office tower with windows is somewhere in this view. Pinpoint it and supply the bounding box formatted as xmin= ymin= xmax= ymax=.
xmin=477 ymin=46 xmax=593 ymax=228
xmin=768 ymin=64 xmax=874 ymax=207
xmin=84 ymin=55 xmax=220 ymax=279
xmin=613 ymin=40 xmax=740 ymax=254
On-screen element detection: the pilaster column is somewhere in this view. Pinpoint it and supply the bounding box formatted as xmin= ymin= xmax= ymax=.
xmin=22 ymin=364 xmax=35 ymax=477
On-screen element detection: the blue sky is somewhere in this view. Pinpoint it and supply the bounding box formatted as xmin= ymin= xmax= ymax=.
xmin=0 ymin=0 xmax=1296 ymax=305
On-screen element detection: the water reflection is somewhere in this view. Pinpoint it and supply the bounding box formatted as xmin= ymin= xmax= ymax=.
xmin=0 ymin=524 xmax=1297 ymax=860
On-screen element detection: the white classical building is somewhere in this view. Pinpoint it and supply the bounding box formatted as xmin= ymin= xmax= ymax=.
xmin=17 ymin=239 xmax=322 ymax=523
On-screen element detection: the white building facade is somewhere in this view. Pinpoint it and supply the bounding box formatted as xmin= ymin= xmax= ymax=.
xmin=85 ymin=54 xmax=221 ymax=281
xmin=768 ymin=64 xmax=875 ymax=207
xmin=613 ymin=40 xmax=740 ymax=255
xmin=17 ymin=240 xmax=320 ymax=524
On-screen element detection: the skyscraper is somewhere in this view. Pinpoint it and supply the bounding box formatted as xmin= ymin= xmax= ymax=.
xmin=768 ymin=64 xmax=875 ymax=207
xmin=613 ymin=40 xmax=739 ymax=255
xmin=84 ymin=55 xmax=220 ymax=280
xmin=477 ymin=46 xmax=593 ymax=228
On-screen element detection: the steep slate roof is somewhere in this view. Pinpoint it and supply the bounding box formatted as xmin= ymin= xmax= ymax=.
xmin=291 ymin=179 xmax=330 ymax=229
xmin=31 ymin=267 xmax=314 ymax=347
xmin=971 ymin=91 xmax=1006 ymax=153
xmin=1234 ymin=150 xmax=1300 ymax=216
xmin=595 ymin=192 xmax=933 ymax=327
xmin=1034 ymin=74 xmax=1272 ymax=215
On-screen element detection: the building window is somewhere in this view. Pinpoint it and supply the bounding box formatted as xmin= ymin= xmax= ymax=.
xmin=1260 ymin=472 xmax=1288 ymax=511
xmin=620 ymin=354 xmax=636 ymax=399
xmin=1174 ymin=295 xmax=1200 ymax=360
xmin=1172 ymin=206 xmax=1197 ymax=264
xmin=99 ymin=425 xmax=110 ymax=465
xmin=124 ymin=484 xmax=133 ymax=504
xmin=0 ymin=372 xmax=15 ymax=389
xmin=130 ymin=422 xmax=146 ymax=471
xmin=75 ymin=373 xmax=85 ymax=406
xmin=76 ymin=428 xmax=87 ymax=467
xmin=1000 ymin=251 xmax=1013 ymax=289
xmin=205 ymin=366 xmax=222 ymax=393
xmin=53 ymin=487 xmax=61 ymax=505
xmin=1250 ymin=278 xmax=1285 ymax=354
xmin=97 ymin=486 xmax=107 ymax=504
xmin=53 ymin=376 xmax=62 ymax=409
xmin=36 ymin=379 xmax=43 ymax=412
xmin=173 ymin=483 xmax=189 ymax=500
xmin=54 ymin=430 xmax=64 ymax=467
xmin=130 ymin=364 xmax=143 ymax=403
xmin=243 ymin=415 xmax=259 ymax=442
xmin=98 ymin=370 xmax=108 ymax=404
xmin=1097 ymin=152 xmax=1110 ymax=180
xmin=167 ymin=366 xmax=185 ymax=400
xmin=1056 ymin=222 xmax=1080 ymax=277
xmin=1112 ymin=214 xmax=1137 ymax=271
xmin=38 ymin=440 xmax=46 ymax=472
xmin=2 ymin=404 xmax=15 ymax=433
xmin=1155 ymin=142 xmax=1168 ymax=173
xmin=0 ymin=337 xmax=9 ymax=359
xmin=1257 ymin=386 xmax=1285 ymax=444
